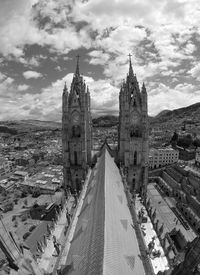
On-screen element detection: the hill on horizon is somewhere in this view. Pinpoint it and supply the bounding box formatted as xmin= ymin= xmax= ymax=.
xmin=151 ymin=102 xmax=200 ymax=126
xmin=92 ymin=102 xmax=200 ymax=127
xmin=0 ymin=102 xmax=200 ymax=130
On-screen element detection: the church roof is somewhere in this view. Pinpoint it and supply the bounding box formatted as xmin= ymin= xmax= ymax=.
xmin=61 ymin=146 xmax=146 ymax=275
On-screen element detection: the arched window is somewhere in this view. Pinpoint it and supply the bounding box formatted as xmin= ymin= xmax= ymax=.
xmin=72 ymin=125 xmax=81 ymax=137
xmin=134 ymin=151 xmax=137 ymax=165
xmin=74 ymin=151 xmax=78 ymax=165
xmin=130 ymin=125 xmax=141 ymax=138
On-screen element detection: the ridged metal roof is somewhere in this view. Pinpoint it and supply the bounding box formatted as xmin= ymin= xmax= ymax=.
xmin=61 ymin=146 xmax=146 ymax=275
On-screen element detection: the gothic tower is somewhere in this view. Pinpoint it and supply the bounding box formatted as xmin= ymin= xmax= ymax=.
xmin=62 ymin=56 xmax=92 ymax=192
xmin=118 ymin=55 xmax=148 ymax=195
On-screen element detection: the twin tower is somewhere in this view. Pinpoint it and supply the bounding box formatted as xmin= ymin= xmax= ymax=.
xmin=62 ymin=56 xmax=149 ymax=195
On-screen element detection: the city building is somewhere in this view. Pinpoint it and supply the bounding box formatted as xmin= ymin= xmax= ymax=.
xmin=118 ymin=56 xmax=149 ymax=195
xmin=0 ymin=157 xmax=14 ymax=178
xmin=195 ymin=147 xmax=200 ymax=167
xmin=176 ymin=146 xmax=195 ymax=161
xmin=62 ymin=57 xmax=92 ymax=192
xmin=2 ymin=57 xmax=200 ymax=275
xmin=20 ymin=165 xmax=63 ymax=194
xmin=149 ymin=147 xmax=179 ymax=169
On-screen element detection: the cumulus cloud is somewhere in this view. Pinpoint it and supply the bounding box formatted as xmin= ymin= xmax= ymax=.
xmin=189 ymin=63 xmax=200 ymax=81
xmin=23 ymin=70 xmax=42 ymax=79
xmin=18 ymin=84 xmax=30 ymax=91
xmin=148 ymin=82 xmax=200 ymax=116
xmin=0 ymin=0 xmax=200 ymax=120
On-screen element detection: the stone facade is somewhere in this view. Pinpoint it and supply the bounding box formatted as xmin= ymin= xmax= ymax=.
xmin=62 ymin=58 xmax=92 ymax=192
xmin=118 ymin=57 xmax=149 ymax=194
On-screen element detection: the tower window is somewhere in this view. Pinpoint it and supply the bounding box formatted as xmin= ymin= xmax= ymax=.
xmin=134 ymin=151 xmax=137 ymax=165
xmin=130 ymin=125 xmax=141 ymax=138
xmin=72 ymin=125 xmax=81 ymax=137
xmin=74 ymin=151 xmax=78 ymax=165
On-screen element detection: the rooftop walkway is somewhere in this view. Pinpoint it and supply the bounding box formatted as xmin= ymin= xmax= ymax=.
xmin=147 ymin=183 xmax=196 ymax=243
xmin=37 ymin=196 xmax=74 ymax=274
xmin=135 ymin=196 xmax=169 ymax=274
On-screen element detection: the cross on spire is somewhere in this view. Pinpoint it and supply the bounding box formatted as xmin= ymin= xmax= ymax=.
xmin=76 ymin=54 xmax=80 ymax=62
xmin=128 ymin=53 xmax=134 ymax=77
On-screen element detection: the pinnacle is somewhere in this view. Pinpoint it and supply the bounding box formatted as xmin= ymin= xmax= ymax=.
xmin=142 ymin=82 xmax=147 ymax=93
xmin=128 ymin=53 xmax=134 ymax=78
xmin=63 ymin=81 xmax=68 ymax=92
xmin=75 ymin=54 xmax=80 ymax=76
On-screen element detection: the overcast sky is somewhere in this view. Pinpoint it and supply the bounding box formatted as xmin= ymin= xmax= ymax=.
xmin=0 ymin=0 xmax=200 ymax=121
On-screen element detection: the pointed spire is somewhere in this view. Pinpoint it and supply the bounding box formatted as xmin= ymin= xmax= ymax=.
xmin=63 ymin=81 xmax=68 ymax=93
xmin=75 ymin=54 xmax=80 ymax=75
xmin=142 ymin=82 xmax=147 ymax=93
xmin=128 ymin=53 xmax=134 ymax=77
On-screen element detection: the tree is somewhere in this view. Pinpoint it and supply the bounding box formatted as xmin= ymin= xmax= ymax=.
xmin=193 ymin=138 xmax=200 ymax=148
xmin=177 ymin=135 xmax=192 ymax=150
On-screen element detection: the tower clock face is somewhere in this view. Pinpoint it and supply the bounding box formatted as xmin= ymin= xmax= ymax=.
xmin=72 ymin=113 xmax=80 ymax=124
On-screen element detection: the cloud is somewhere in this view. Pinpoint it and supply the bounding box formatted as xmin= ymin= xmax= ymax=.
xmin=0 ymin=0 xmax=200 ymax=120
xmin=189 ymin=63 xmax=200 ymax=81
xmin=0 ymin=0 xmax=42 ymax=57
xmin=18 ymin=84 xmax=29 ymax=91
xmin=18 ymin=56 xmax=44 ymax=67
xmin=148 ymin=82 xmax=200 ymax=116
xmin=88 ymin=50 xmax=110 ymax=65
xmin=0 ymin=71 xmax=119 ymax=120
xmin=23 ymin=70 xmax=43 ymax=79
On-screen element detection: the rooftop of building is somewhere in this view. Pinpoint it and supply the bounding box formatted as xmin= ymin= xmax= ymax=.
xmin=21 ymin=165 xmax=63 ymax=190
xmin=149 ymin=147 xmax=179 ymax=156
xmin=147 ymin=183 xmax=197 ymax=243
xmin=59 ymin=146 xmax=146 ymax=275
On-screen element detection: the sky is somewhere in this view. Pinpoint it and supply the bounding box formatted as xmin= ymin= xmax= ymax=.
xmin=0 ymin=0 xmax=200 ymax=121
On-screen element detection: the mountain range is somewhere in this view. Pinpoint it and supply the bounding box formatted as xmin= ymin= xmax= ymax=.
xmin=93 ymin=102 xmax=200 ymax=128
xmin=0 ymin=102 xmax=199 ymax=132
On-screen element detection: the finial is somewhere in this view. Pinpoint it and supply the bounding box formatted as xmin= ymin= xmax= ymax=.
xmin=75 ymin=54 xmax=80 ymax=75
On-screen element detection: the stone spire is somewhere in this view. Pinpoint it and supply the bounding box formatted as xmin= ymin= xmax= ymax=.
xmin=142 ymin=82 xmax=147 ymax=93
xmin=128 ymin=53 xmax=134 ymax=78
xmin=63 ymin=81 xmax=68 ymax=93
xmin=75 ymin=54 xmax=80 ymax=76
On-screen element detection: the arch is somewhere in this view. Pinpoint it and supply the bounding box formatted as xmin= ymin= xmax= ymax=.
xmin=134 ymin=151 xmax=137 ymax=165
xmin=130 ymin=125 xmax=141 ymax=138
xmin=72 ymin=125 xmax=81 ymax=138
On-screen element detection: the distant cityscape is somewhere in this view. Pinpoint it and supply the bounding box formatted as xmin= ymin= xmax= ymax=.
xmin=0 ymin=56 xmax=200 ymax=275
